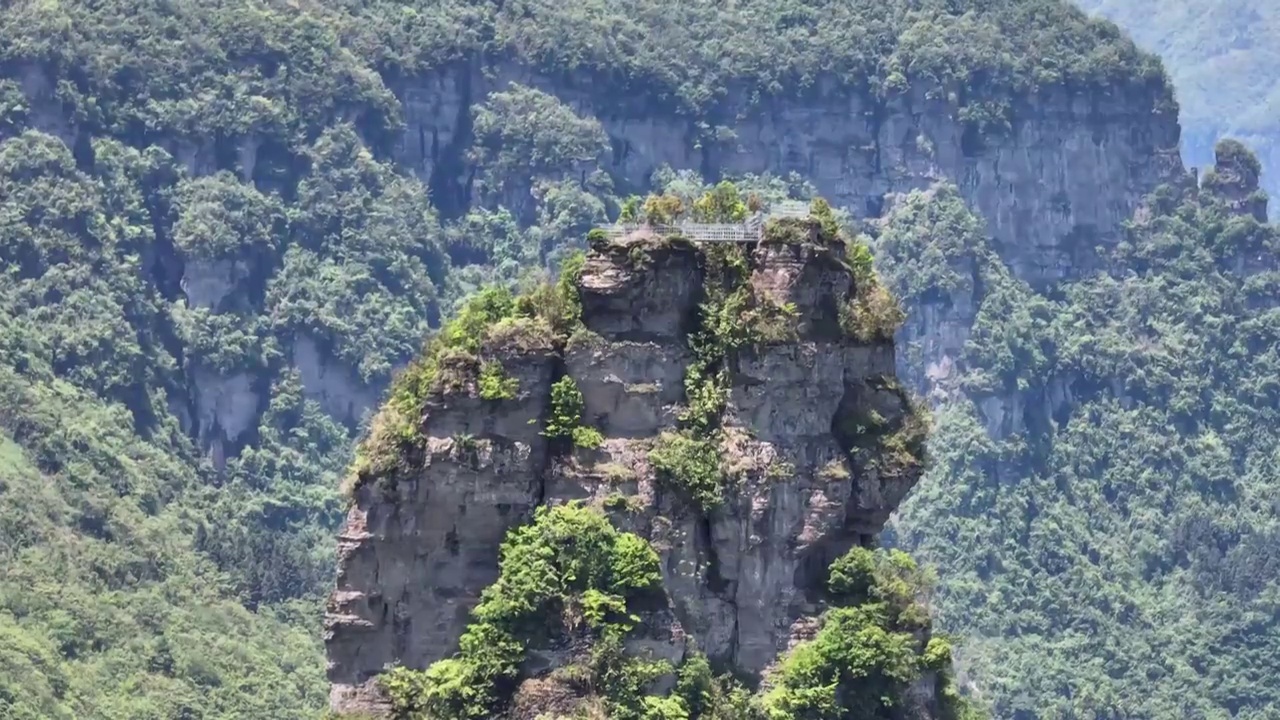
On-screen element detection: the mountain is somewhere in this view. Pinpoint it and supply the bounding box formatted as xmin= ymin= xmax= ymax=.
xmin=1076 ymin=0 xmax=1280 ymax=216
xmin=0 ymin=0 xmax=1275 ymax=718
xmin=328 ymin=199 xmax=977 ymax=718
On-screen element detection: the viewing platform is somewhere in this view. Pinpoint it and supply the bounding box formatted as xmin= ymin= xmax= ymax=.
xmin=597 ymin=199 xmax=812 ymax=244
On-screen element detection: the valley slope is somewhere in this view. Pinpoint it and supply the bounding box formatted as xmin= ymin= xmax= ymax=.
xmin=1 ymin=0 xmax=1274 ymax=718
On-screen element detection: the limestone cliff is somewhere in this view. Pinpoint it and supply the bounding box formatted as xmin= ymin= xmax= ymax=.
xmin=10 ymin=44 xmax=1185 ymax=470
xmin=6 ymin=2 xmax=1189 ymax=479
xmin=876 ymin=139 xmax=1272 ymax=441
xmin=325 ymin=218 xmax=943 ymax=717
xmin=397 ymin=63 xmax=1182 ymax=289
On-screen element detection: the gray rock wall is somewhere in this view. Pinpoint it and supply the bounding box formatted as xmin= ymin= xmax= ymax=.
xmin=395 ymin=63 xmax=1183 ymax=288
xmin=327 ymin=348 xmax=558 ymax=715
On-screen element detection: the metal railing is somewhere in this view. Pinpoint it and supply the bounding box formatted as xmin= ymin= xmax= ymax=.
xmin=602 ymin=221 xmax=757 ymax=243
xmin=770 ymin=200 xmax=811 ymax=219
xmin=599 ymin=203 xmax=812 ymax=244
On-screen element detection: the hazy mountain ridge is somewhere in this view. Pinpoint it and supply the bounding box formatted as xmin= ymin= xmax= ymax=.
xmin=1077 ymin=0 xmax=1280 ymax=216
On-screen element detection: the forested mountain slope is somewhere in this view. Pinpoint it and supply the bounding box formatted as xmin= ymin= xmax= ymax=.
xmin=0 ymin=132 xmax=337 ymax=717
xmin=0 ymin=0 xmax=1273 ymax=718
xmin=1076 ymin=0 xmax=1280 ymax=217
xmin=884 ymin=143 xmax=1280 ymax=718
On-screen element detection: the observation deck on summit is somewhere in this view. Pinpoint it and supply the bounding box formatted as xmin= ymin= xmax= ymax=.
xmin=598 ymin=199 xmax=812 ymax=243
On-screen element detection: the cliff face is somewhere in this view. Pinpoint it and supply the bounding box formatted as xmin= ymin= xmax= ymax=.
xmin=327 ymin=343 xmax=557 ymax=714
xmin=325 ymin=224 xmax=936 ymax=716
xmin=398 ymin=62 xmax=1183 ymax=289
xmin=11 ymin=47 xmax=1183 ymax=467
xmin=877 ymin=139 xmax=1268 ymax=443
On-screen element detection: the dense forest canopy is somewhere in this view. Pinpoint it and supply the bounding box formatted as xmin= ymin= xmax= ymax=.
xmin=883 ymin=146 xmax=1280 ymax=717
xmin=0 ymin=0 xmax=1169 ymax=151
xmin=0 ymin=0 xmax=1274 ymax=718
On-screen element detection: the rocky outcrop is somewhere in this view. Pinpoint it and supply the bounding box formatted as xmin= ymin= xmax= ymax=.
xmin=1203 ymin=139 xmax=1269 ymax=222
xmin=189 ymin=368 xmax=259 ymax=470
xmin=328 ymin=345 xmax=558 ymax=716
xmin=293 ymin=334 xmax=380 ymax=427
xmin=396 ymin=63 xmax=1183 ymax=289
xmin=178 ymin=259 xmax=379 ymax=463
xmin=180 ymin=258 xmax=242 ymax=310
xmin=325 ymin=227 xmax=931 ymax=715
xmin=12 ymin=63 xmax=79 ymax=149
xmin=179 ymin=258 xmax=262 ymax=467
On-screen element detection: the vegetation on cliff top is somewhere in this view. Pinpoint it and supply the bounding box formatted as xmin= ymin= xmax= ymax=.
xmin=3 ymin=0 xmax=1166 ymax=137
xmin=347 ymin=252 xmax=588 ymax=493
xmin=349 ymin=0 xmax=1168 ymax=123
